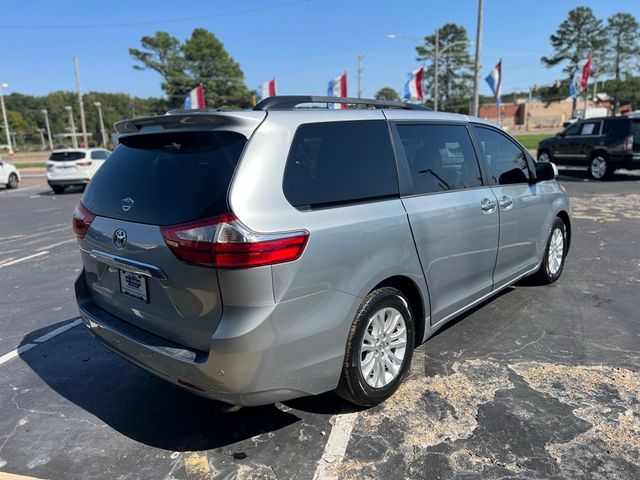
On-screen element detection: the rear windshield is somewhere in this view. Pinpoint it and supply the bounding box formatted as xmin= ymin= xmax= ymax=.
xmin=49 ymin=151 xmax=85 ymax=161
xmin=81 ymin=131 xmax=246 ymax=225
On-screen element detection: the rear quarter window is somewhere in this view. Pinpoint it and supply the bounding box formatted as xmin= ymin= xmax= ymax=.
xmin=283 ymin=121 xmax=398 ymax=209
xmin=81 ymin=131 xmax=246 ymax=225
xmin=603 ymin=119 xmax=631 ymax=139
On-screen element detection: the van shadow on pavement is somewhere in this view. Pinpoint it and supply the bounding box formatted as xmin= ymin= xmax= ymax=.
xmin=17 ymin=320 xmax=305 ymax=451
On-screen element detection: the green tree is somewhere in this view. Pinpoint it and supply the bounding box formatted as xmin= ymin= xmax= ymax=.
xmin=416 ymin=23 xmax=473 ymax=112
xmin=129 ymin=28 xmax=254 ymax=109
xmin=542 ymin=7 xmax=608 ymax=74
xmin=375 ymin=87 xmax=401 ymax=102
xmin=542 ymin=7 xmax=608 ymax=115
xmin=606 ymin=12 xmax=640 ymax=111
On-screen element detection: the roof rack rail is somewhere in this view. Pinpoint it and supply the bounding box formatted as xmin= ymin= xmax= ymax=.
xmin=253 ymin=95 xmax=430 ymax=111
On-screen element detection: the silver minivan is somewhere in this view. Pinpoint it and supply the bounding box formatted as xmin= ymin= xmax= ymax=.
xmin=74 ymin=96 xmax=571 ymax=407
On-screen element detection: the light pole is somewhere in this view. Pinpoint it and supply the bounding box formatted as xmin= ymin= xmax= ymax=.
xmin=94 ymin=101 xmax=107 ymax=147
xmin=0 ymin=83 xmax=13 ymax=154
xmin=37 ymin=128 xmax=46 ymax=150
xmin=435 ymin=39 xmax=473 ymax=112
xmin=65 ymin=105 xmax=78 ymax=148
xmin=472 ymin=0 xmax=485 ymax=117
xmin=40 ymin=109 xmax=53 ymax=150
xmin=386 ymin=33 xmax=472 ymax=112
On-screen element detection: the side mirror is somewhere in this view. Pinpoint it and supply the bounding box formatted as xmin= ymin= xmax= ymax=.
xmin=556 ymin=131 xmax=565 ymax=138
xmin=536 ymin=161 xmax=557 ymax=182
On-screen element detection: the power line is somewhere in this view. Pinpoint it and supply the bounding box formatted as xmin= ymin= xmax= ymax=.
xmin=0 ymin=0 xmax=309 ymax=30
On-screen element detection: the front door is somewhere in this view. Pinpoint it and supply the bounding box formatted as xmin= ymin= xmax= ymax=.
xmin=473 ymin=125 xmax=549 ymax=288
xmin=393 ymin=122 xmax=499 ymax=325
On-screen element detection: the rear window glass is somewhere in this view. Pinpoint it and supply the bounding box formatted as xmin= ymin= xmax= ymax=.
xmin=283 ymin=121 xmax=398 ymax=209
xmin=82 ymin=131 xmax=246 ymax=225
xmin=49 ymin=151 xmax=85 ymax=161
xmin=603 ymin=120 xmax=630 ymax=138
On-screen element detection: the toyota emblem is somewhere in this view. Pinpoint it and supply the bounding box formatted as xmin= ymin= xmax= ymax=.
xmin=113 ymin=229 xmax=127 ymax=249
xmin=122 ymin=197 xmax=134 ymax=212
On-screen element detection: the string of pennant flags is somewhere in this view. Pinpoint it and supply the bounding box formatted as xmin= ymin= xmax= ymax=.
xmin=182 ymin=55 xmax=592 ymax=110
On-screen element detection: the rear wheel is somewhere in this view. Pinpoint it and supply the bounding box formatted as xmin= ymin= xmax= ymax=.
xmin=51 ymin=185 xmax=65 ymax=194
xmin=589 ymin=154 xmax=610 ymax=180
xmin=531 ymin=217 xmax=567 ymax=284
xmin=7 ymin=173 xmax=18 ymax=189
xmin=336 ymin=287 xmax=415 ymax=407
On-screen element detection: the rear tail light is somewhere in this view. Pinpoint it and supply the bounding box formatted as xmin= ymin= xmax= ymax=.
xmin=160 ymin=214 xmax=309 ymax=269
xmin=73 ymin=201 xmax=95 ymax=238
xmin=76 ymin=161 xmax=92 ymax=167
xmin=46 ymin=162 xmax=54 ymax=171
xmin=624 ymin=135 xmax=634 ymax=153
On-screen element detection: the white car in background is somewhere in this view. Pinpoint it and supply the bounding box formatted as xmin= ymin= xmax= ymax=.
xmin=0 ymin=156 xmax=20 ymax=189
xmin=46 ymin=148 xmax=111 ymax=194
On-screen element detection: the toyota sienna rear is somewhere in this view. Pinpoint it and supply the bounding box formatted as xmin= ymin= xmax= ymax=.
xmin=75 ymin=96 xmax=571 ymax=407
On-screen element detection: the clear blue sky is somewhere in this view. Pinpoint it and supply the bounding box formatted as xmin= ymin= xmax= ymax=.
xmin=1 ymin=0 xmax=638 ymax=100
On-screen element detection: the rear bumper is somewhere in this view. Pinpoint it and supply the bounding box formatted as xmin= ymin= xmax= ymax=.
xmin=75 ymin=271 xmax=359 ymax=406
xmin=47 ymin=177 xmax=90 ymax=186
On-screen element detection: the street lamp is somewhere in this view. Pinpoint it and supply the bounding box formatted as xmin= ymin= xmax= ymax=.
xmin=64 ymin=105 xmax=78 ymax=149
xmin=36 ymin=128 xmax=46 ymax=150
xmin=386 ymin=32 xmax=473 ymax=112
xmin=94 ymin=101 xmax=107 ymax=148
xmin=40 ymin=109 xmax=53 ymax=150
xmin=0 ymin=82 xmax=13 ymax=154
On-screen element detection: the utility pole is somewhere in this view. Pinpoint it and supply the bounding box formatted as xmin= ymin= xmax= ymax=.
xmin=94 ymin=101 xmax=107 ymax=147
xmin=37 ymin=128 xmax=46 ymax=150
xmin=0 ymin=83 xmax=13 ymax=154
xmin=434 ymin=28 xmax=440 ymax=112
xmin=41 ymin=109 xmax=53 ymax=150
xmin=73 ymin=57 xmax=89 ymax=147
xmin=472 ymin=0 xmax=484 ymax=117
xmin=65 ymin=105 xmax=78 ymax=148
xmin=525 ymin=85 xmax=536 ymax=132
xmin=357 ymin=54 xmax=364 ymax=98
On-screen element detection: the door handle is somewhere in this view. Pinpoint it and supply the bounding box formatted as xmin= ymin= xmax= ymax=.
xmin=480 ymin=198 xmax=497 ymax=214
xmin=499 ymin=195 xmax=513 ymax=210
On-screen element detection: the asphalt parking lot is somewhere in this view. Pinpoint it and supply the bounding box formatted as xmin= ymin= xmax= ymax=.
xmin=1 ymin=172 xmax=639 ymax=480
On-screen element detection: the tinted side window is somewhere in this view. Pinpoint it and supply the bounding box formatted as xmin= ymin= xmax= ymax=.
xmin=474 ymin=126 xmax=530 ymax=185
xmin=396 ymin=124 xmax=482 ymax=194
xmin=564 ymin=123 xmax=581 ymax=136
xmin=283 ymin=121 xmax=398 ymax=209
xmin=603 ymin=120 xmax=630 ymax=139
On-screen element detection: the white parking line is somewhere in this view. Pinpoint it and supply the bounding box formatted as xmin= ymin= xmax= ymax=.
xmin=0 ymin=319 xmax=82 ymax=368
xmin=37 ymin=238 xmax=75 ymax=251
xmin=0 ymin=185 xmax=40 ymax=196
xmin=0 ymin=251 xmax=49 ymax=269
xmin=312 ymin=412 xmax=358 ymax=480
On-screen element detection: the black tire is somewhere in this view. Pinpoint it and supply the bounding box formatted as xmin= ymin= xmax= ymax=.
xmin=588 ymin=153 xmax=610 ymax=180
xmin=531 ymin=217 xmax=567 ymax=285
xmin=336 ymin=287 xmax=415 ymax=407
xmin=51 ymin=185 xmax=65 ymax=194
xmin=7 ymin=173 xmax=18 ymax=189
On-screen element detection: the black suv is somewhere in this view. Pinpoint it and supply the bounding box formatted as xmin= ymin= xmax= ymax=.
xmin=537 ymin=117 xmax=640 ymax=179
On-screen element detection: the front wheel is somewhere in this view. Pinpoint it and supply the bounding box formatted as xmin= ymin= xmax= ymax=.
xmin=589 ymin=154 xmax=610 ymax=180
xmin=336 ymin=287 xmax=415 ymax=407
xmin=531 ymin=217 xmax=567 ymax=284
xmin=7 ymin=173 xmax=18 ymax=189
